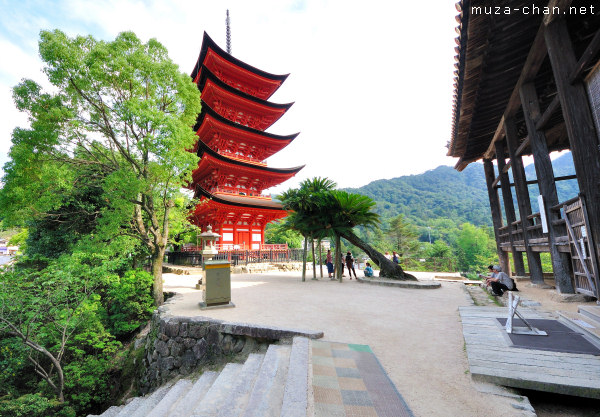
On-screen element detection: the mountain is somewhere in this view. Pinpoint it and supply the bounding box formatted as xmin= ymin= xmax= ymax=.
xmin=345 ymin=152 xmax=578 ymax=228
xmin=345 ymin=162 xmax=491 ymax=227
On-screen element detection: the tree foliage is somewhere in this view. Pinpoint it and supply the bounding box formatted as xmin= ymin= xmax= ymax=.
xmin=0 ymin=30 xmax=201 ymax=306
xmin=386 ymin=214 xmax=420 ymax=258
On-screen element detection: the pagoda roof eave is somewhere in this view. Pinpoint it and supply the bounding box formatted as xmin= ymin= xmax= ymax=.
xmin=193 ymin=104 xmax=300 ymax=142
xmin=195 ymin=186 xmax=286 ymax=210
xmin=196 ymin=141 xmax=305 ymax=175
xmin=197 ymin=67 xmax=294 ymax=111
xmin=191 ymin=32 xmax=289 ymax=97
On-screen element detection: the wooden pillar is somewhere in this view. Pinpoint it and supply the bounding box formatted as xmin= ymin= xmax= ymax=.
xmin=520 ymin=82 xmax=574 ymax=293
xmin=545 ymin=19 xmax=600 ymax=280
xmin=483 ymin=159 xmax=511 ymax=274
xmin=504 ymin=117 xmax=545 ymax=284
xmin=495 ymin=140 xmax=526 ymax=275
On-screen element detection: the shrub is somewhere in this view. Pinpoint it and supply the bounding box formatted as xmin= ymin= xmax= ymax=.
xmin=104 ymin=269 xmax=154 ymax=338
xmin=0 ymin=393 xmax=75 ymax=417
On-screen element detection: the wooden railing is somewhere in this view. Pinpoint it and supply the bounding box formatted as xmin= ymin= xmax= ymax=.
xmin=497 ymin=201 xmax=571 ymax=252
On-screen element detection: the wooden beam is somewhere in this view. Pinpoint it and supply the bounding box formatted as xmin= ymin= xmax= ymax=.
xmin=505 ymin=116 xmax=545 ymax=283
xmin=492 ymin=175 xmax=501 ymax=189
xmin=544 ymin=0 xmax=573 ymax=26
xmin=493 ymin=175 xmax=577 ymax=189
xmin=495 ymin=139 xmax=526 ymax=275
xmin=570 ymin=28 xmax=600 ymax=84
xmin=535 ymin=95 xmax=560 ymax=130
xmin=502 ymin=161 xmax=512 ymax=174
xmin=505 ymin=26 xmax=548 ymax=118
xmin=515 ymin=136 xmax=530 ymax=157
xmin=483 ymin=115 xmax=506 ymax=159
xmin=520 ymin=81 xmax=574 ymax=293
xmin=483 ymin=25 xmax=548 ymax=160
xmin=546 ymin=18 xmax=600 ymax=296
xmin=484 ymin=159 xmax=511 ymax=274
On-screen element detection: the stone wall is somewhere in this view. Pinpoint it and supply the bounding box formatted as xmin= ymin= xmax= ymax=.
xmin=138 ymin=307 xmax=322 ymax=394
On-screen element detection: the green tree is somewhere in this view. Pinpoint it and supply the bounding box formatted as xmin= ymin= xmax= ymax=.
xmin=455 ymin=223 xmax=495 ymax=272
xmin=264 ymin=220 xmax=303 ymax=248
xmin=386 ymin=214 xmax=420 ymax=259
xmin=1 ymin=30 xmax=201 ymax=305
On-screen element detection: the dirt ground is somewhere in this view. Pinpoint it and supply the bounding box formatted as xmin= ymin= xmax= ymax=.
xmin=162 ymin=270 xmax=600 ymax=417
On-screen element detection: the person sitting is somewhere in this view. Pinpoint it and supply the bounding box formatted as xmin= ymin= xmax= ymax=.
xmin=478 ymin=265 xmax=494 ymax=280
xmin=364 ymin=262 xmax=374 ymax=277
xmin=485 ymin=265 xmax=514 ymax=296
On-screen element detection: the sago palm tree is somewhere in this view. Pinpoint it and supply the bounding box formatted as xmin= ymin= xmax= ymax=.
xmin=321 ymin=190 xmax=416 ymax=281
xmin=279 ymin=177 xmax=336 ymax=281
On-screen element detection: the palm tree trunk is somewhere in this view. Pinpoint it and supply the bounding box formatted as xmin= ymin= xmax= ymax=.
xmin=302 ymin=236 xmax=307 ymax=282
xmin=311 ymin=237 xmax=317 ymax=280
xmin=335 ymin=233 xmax=342 ymax=282
xmin=340 ymin=230 xmax=416 ymax=280
xmin=318 ymin=238 xmax=323 ymax=278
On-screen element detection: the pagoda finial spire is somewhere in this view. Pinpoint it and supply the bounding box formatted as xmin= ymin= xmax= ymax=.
xmin=226 ymin=9 xmax=231 ymax=54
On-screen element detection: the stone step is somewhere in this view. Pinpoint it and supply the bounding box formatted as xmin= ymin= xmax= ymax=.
xmin=281 ymin=337 xmax=310 ymax=417
xmin=241 ymin=344 xmax=291 ymax=417
xmin=88 ymin=404 xmax=122 ymax=417
xmin=216 ymin=353 xmax=265 ymax=417
xmin=558 ymin=310 xmax=600 ymax=341
xmin=579 ymin=305 xmax=600 ymax=322
xmin=130 ymin=381 xmax=175 ymax=417
xmin=191 ymin=363 xmax=244 ymax=416
xmin=114 ymin=397 xmax=144 ymax=417
xmin=170 ymin=371 xmax=219 ymax=417
xmin=146 ymin=378 xmax=193 ymax=417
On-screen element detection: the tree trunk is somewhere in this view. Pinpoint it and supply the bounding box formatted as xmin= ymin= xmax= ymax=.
xmin=152 ymin=246 xmax=165 ymax=305
xmin=311 ymin=237 xmax=317 ymax=280
xmin=335 ymin=233 xmax=342 ymax=282
xmin=302 ymin=236 xmax=307 ymax=282
xmin=318 ymin=239 xmax=323 ymax=278
xmin=340 ymin=230 xmax=416 ymax=280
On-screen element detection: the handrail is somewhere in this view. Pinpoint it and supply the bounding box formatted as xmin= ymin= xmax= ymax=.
xmin=551 ymin=195 xmax=580 ymax=211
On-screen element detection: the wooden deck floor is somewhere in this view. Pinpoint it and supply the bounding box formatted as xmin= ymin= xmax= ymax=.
xmin=460 ymin=306 xmax=600 ymax=399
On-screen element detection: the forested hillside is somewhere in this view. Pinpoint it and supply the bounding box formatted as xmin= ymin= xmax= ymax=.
xmin=346 ymin=152 xmax=578 ymax=229
xmin=345 ymin=162 xmax=491 ymax=227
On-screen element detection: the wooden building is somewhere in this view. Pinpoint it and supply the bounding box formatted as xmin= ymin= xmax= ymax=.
xmin=448 ymin=0 xmax=600 ymax=298
xmin=189 ymin=32 xmax=303 ymax=249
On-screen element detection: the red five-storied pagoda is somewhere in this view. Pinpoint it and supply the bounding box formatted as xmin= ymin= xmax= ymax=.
xmin=189 ymin=32 xmax=303 ymax=249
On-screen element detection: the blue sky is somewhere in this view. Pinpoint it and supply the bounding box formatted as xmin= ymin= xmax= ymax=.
xmin=0 ymin=0 xmax=460 ymax=192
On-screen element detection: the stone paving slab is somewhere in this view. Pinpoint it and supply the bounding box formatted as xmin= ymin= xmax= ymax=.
xmin=312 ymin=341 xmax=414 ymax=417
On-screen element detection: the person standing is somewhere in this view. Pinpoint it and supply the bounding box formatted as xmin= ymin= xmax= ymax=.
xmin=346 ymin=251 xmax=357 ymax=279
xmin=392 ymin=251 xmax=400 ymax=264
xmin=326 ymin=249 xmax=334 ymax=278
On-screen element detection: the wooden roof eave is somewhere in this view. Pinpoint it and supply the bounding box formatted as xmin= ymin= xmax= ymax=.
xmin=190 ymin=31 xmax=289 ymax=98
xmin=196 ymin=141 xmax=305 ymax=176
xmin=194 ymin=186 xmax=286 ymax=210
xmin=197 ymin=67 xmax=294 ymax=110
xmin=193 ymin=104 xmax=300 ymax=144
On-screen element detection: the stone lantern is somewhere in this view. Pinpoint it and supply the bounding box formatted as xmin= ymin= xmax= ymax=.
xmin=199 ymin=225 xmax=220 ymax=262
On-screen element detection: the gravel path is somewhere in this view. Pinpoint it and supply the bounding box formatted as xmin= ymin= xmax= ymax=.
xmin=163 ymin=271 xmax=529 ymax=416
